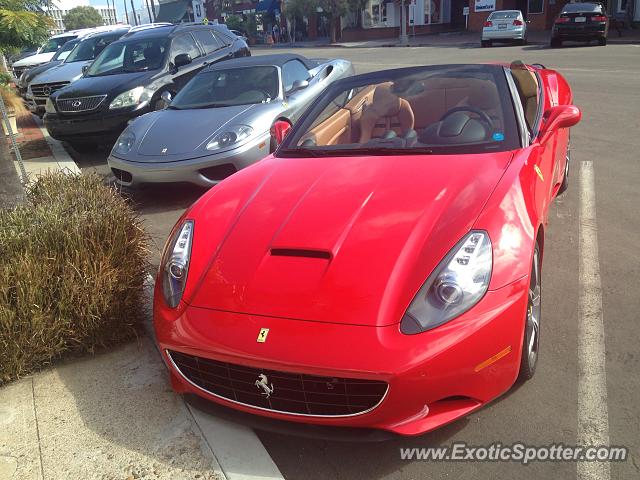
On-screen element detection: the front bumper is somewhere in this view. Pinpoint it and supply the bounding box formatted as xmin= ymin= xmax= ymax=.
xmin=44 ymin=106 xmax=151 ymax=143
xmin=108 ymin=132 xmax=272 ymax=187
xmin=154 ymin=276 xmax=529 ymax=436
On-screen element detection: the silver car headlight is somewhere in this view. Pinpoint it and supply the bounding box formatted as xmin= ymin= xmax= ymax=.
xmin=400 ymin=231 xmax=492 ymax=334
xmin=206 ymin=125 xmax=253 ymax=151
xmin=161 ymin=220 xmax=194 ymax=308
xmin=113 ymin=130 xmax=136 ymax=155
xmin=109 ymin=86 xmax=153 ymax=110
xmin=45 ymin=98 xmax=56 ymax=114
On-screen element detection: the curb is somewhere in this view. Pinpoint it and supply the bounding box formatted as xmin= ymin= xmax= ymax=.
xmin=35 ymin=118 xmax=80 ymax=174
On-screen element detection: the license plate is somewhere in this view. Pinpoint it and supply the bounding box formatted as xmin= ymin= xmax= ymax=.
xmin=574 ymin=17 xmax=586 ymax=22
xmin=498 ymin=23 xmax=507 ymax=29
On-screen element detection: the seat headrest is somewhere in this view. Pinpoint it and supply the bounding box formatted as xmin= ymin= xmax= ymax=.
xmin=371 ymin=84 xmax=402 ymax=117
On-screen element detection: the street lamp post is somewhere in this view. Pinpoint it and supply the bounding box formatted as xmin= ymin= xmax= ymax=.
xmin=399 ymin=0 xmax=409 ymax=45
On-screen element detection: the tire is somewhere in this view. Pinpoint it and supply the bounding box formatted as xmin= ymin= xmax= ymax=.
xmin=518 ymin=243 xmax=541 ymax=383
xmin=598 ymin=37 xmax=607 ymax=46
xmin=558 ymin=146 xmax=570 ymax=195
xmin=550 ymin=38 xmax=562 ymax=48
xmin=481 ymin=40 xmax=491 ymax=48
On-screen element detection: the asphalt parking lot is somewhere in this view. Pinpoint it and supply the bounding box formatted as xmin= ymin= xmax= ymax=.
xmin=66 ymin=42 xmax=640 ymax=479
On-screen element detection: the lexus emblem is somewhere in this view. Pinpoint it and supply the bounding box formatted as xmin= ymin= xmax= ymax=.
xmin=43 ymin=86 xmax=51 ymax=95
xmin=161 ymin=147 xmax=168 ymax=154
xmin=255 ymin=374 xmax=274 ymax=399
xmin=72 ymin=100 xmax=82 ymax=108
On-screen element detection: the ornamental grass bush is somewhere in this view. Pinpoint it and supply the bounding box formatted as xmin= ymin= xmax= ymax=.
xmin=0 ymin=173 xmax=149 ymax=384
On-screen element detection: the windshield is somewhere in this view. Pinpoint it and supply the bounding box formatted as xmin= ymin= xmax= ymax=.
xmin=41 ymin=36 xmax=76 ymax=54
xmin=65 ymin=33 xmax=123 ymax=63
xmin=279 ymin=65 xmax=520 ymax=157
xmin=52 ymin=40 xmax=79 ymax=61
xmin=86 ymin=37 xmax=169 ymax=76
xmin=489 ymin=11 xmax=520 ymax=19
xmin=562 ymin=3 xmax=603 ymax=12
xmin=171 ymin=66 xmax=279 ymax=109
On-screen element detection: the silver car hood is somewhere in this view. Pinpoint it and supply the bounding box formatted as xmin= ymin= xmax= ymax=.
xmin=135 ymin=105 xmax=257 ymax=158
xmin=12 ymin=52 xmax=55 ymax=68
xmin=31 ymin=61 xmax=87 ymax=85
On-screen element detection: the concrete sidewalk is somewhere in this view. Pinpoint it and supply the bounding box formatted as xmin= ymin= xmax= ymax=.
xmin=255 ymin=28 xmax=640 ymax=49
xmin=10 ymin=113 xmax=79 ymax=181
xmin=1 ymin=114 xmax=284 ymax=480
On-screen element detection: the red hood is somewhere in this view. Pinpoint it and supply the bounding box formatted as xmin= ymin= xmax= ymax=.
xmin=185 ymin=152 xmax=513 ymax=326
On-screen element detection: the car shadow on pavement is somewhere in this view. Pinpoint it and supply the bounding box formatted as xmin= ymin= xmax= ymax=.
xmin=52 ymin=326 xmax=224 ymax=478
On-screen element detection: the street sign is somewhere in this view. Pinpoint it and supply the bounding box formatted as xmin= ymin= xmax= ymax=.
xmin=463 ymin=6 xmax=470 ymax=15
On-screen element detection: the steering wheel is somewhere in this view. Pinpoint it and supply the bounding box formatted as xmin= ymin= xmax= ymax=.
xmin=440 ymin=106 xmax=494 ymax=130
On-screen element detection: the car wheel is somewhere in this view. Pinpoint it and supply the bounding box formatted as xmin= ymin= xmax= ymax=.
xmin=481 ymin=40 xmax=491 ymax=48
xmin=550 ymin=38 xmax=562 ymax=48
xmin=518 ymin=243 xmax=541 ymax=382
xmin=520 ymin=38 xmax=527 ymax=46
xmin=598 ymin=37 xmax=607 ymax=46
xmin=558 ymin=146 xmax=570 ymax=195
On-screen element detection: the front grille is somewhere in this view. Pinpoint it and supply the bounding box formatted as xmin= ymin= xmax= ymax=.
xmin=30 ymin=81 xmax=69 ymax=98
xmin=168 ymin=350 xmax=388 ymax=417
xmin=56 ymin=95 xmax=107 ymax=113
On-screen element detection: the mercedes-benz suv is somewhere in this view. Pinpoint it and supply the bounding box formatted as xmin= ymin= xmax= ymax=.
xmin=44 ymin=23 xmax=250 ymax=150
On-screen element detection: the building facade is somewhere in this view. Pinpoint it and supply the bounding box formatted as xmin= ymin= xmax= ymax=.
xmin=47 ymin=0 xmax=118 ymax=34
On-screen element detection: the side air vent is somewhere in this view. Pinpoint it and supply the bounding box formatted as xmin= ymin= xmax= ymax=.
xmin=270 ymin=248 xmax=332 ymax=260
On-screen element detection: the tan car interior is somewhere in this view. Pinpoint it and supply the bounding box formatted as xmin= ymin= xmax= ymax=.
xmin=299 ymin=75 xmax=510 ymax=147
xmin=510 ymin=66 xmax=540 ymax=130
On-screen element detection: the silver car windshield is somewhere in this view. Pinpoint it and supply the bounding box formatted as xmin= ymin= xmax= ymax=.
xmin=86 ymin=38 xmax=169 ymax=76
xmin=170 ymin=66 xmax=279 ymax=110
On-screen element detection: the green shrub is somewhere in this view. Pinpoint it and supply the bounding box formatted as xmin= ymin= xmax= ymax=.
xmin=0 ymin=173 xmax=149 ymax=384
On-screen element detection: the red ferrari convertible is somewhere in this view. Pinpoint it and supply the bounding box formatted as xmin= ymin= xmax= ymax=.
xmin=154 ymin=61 xmax=581 ymax=436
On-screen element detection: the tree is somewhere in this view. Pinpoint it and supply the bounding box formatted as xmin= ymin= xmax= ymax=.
xmin=347 ymin=0 xmax=367 ymax=29
xmin=284 ymin=0 xmax=319 ymax=43
xmin=317 ymin=0 xmax=350 ymax=43
xmin=63 ymin=5 xmax=103 ymax=30
xmin=0 ymin=0 xmax=54 ymax=53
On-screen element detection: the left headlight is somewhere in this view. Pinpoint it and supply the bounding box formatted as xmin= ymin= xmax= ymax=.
xmin=400 ymin=231 xmax=492 ymax=334
xmin=113 ymin=129 xmax=136 ymax=155
xmin=206 ymin=125 xmax=253 ymax=151
xmin=161 ymin=220 xmax=194 ymax=308
xmin=45 ymin=97 xmax=56 ymax=114
xmin=109 ymin=86 xmax=153 ymax=110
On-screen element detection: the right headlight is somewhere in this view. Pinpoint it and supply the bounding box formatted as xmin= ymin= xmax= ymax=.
xmin=113 ymin=129 xmax=136 ymax=155
xmin=400 ymin=231 xmax=492 ymax=334
xmin=161 ymin=220 xmax=194 ymax=308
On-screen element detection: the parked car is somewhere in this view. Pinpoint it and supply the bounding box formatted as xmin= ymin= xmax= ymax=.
xmin=8 ymin=46 xmax=39 ymax=66
xmin=550 ymin=2 xmax=609 ymax=47
xmin=153 ymin=62 xmax=581 ymax=435
xmin=229 ymin=29 xmax=248 ymax=42
xmin=108 ymin=54 xmax=353 ymax=187
xmin=481 ymin=10 xmax=528 ymax=47
xmin=25 ymin=28 xmax=131 ymax=116
xmin=10 ymin=26 xmax=123 ymax=80
xmin=16 ymin=39 xmax=80 ymax=98
xmin=44 ymin=24 xmax=250 ymax=151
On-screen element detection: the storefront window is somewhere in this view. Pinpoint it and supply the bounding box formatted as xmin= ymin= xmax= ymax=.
xmin=425 ymin=0 xmax=442 ymax=23
xmin=527 ymin=0 xmax=543 ymax=14
xmin=364 ymin=1 xmax=388 ymax=27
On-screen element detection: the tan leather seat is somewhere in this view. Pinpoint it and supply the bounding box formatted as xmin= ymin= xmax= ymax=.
xmin=511 ymin=67 xmax=539 ymax=129
xmin=359 ymin=84 xmax=415 ymax=143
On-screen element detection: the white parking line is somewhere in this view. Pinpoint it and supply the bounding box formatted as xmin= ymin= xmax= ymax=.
xmin=187 ymin=403 xmax=285 ymax=480
xmin=577 ymin=160 xmax=610 ymax=480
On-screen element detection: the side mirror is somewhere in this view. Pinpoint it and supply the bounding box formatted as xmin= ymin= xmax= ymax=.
xmin=160 ymin=91 xmax=172 ymax=109
xmin=82 ymin=65 xmax=89 ymax=75
xmin=174 ymin=53 xmax=192 ymax=68
xmin=538 ymin=104 xmax=581 ymax=142
xmin=287 ymin=79 xmax=309 ymax=94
